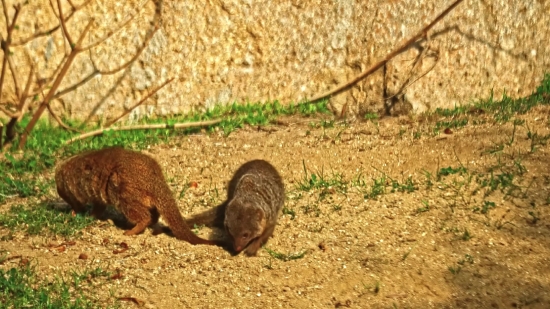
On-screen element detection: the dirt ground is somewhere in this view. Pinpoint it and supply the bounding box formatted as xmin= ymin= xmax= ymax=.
xmin=1 ymin=108 xmax=550 ymax=308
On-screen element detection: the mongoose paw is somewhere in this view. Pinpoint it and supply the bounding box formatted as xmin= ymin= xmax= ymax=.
xmin=244 ymin=241 xmax=261 ymax=256
xmin=123 ymin=230 xmax=136 ymax=236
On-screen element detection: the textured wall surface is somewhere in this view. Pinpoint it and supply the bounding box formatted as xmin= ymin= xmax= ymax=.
xmin=1 ymin=0 xmax=549 ymax=122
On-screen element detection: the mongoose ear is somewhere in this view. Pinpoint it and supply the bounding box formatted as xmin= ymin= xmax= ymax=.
xmin=238 ymin=175 xmax=255 ymax=187
xmin=257 ymin=209 xmax=267 ymax=229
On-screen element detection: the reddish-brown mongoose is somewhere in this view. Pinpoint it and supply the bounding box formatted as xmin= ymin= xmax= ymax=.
xmin=55 ymin=146 xmax=220 ymax=246
xmin=185 ymin=159 xmax=285 ymax=256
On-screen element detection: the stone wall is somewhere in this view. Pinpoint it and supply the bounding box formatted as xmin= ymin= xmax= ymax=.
xmin=1 ymin=0 xmax=548 ymax=123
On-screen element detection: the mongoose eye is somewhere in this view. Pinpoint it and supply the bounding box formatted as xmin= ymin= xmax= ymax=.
xmin=242 ymin=233 xmax=249 ymax=239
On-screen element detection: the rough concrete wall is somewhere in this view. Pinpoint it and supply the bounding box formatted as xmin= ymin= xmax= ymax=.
xmin=1 ymin=0 xmax=548 ymax=123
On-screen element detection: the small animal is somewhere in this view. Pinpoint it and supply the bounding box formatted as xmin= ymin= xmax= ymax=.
xmin=186 ymin=159 xmax=285 ymax=256
xmin=55 ymin=146 xmax=220 ymax=246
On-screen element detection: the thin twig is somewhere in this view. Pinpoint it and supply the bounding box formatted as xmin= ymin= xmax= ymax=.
xmin=0 ymin=2 xmax=21 ymax=105
xmin=1 ymin=64 xmax=35 ymax=147
xmin=81 ymin=0 xmax=150 ymax=51
xmin=46 ymin=101 xmax=81 ymax=132
xmin=12 ymin=0 xmax=92 ymax=46
xmin=0 ymin=38 xmax=7 ymax=106
xmin=28 ymin=53 xmax=69 ymax=99
xmin=66 ymin=0 xmax=76 ymax=10
xmin=18 ymin=20 xmax=94 ymax=150
xmin=95 ymin=26 xmax=159 ymax=75
xmin=64 ymin=119 xmax=223 ymax=145
xmin=82 ymin=67 xmax=131 ymax=126
xmin=303 ymin=0 xmax=464 ymax=104
xmin=105 ymin=78 xmax=174 ymax=127
xmin=0 ymin=105 xmax=19 ymax=118
xmin=56 ymin=0 xmax=75 ymax=47
xmin=16 ymin=63 xmax=34 ymax=119
xmin=54 ymin=0 xmax=156 ymax=99
xmin=6 ymin=48 xmax=21 ymax=100
xmin=52 ymin=70 xmax=99 ymax=99
xmin=388 ymin=51 xmax=439 ymax=102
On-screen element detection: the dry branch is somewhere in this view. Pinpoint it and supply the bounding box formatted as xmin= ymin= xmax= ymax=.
xmin=6 ymin=47 xmax=21 ymax=99
xmin=18 ymin=18 xmax=94 ymax=150
xmin=64 ymin=119 xmax=223 ymax=145
xmin=1 ymin=64 xmax=35 ymax=147
xmin=93 ymin=27 xmax=159 ymax=75
xmin=304 ymin=0 xmax=464 ymax=104
xmin=0 ymin=105 xmax=19 ymax=118
xmin=46 ymin=101 xmax=81 ymax=132
xmin=55 ymin=0 xmax=75 ymax=47
xmin=81 ymin=0 xmax=150 ymax=52
xmin=16 ymin=63 xmax=34 ymax=120
xmin=0 ymin=2 xmax=21 ymax=106
xmin=105 ymin=78 xmax=174 ymax=127
xmin=54 ymin=0 xmax=155 ymax=98
xmin=11 ymin=0 xmax=93 ymax=46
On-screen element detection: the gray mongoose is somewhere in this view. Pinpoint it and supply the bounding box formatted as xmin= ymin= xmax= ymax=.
xmin=185 ymin=159 xmax=285 ymax=256
xmin=55 ymin=146 xmax=220 ymax=246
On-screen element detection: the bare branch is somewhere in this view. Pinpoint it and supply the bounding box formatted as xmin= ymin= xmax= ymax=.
xmin=16 ymin=63 xmax=34 ymax=118
xmin=18 ymin=20 xmax=94 ymax=150
xmin=0 ymin=121 xmax=3 ymax=149
xmin=1 ymin=0 xmax=9 ymax=24
xmin=0 ymin=105 xmax=19 ymax=118
xmin=51 ymin=0 xmax=156 ymax=99
xmin=28 ymin=53 xmax=69 ymax=99
xmin=97 ymin=26 xmax=158 ymax=75
xmin=105 ymin=78 xmax=174 ymax=127
xmin=6 ymin=47 xmax=21 ymax=99
xmin=64 ymin=119 xmax=223 ymax=145
xmin=56 ymin=0 xmax=75 ymax=47
xmin=66 ymin=0 xmax=76 ymax=10
xmin=52 ymin=70 xmax=99 ymax=99
xmin=82 ymin=67 xmax=130 ymax=126
xmin=0 ymin=64 xmax=35 ymax=147
xmin=0 ymin=41 xmax=8 ymax=106
xmin=81 ymin=0 xmax=150 ymax=51
xmin=304 ymin=0 xmax=464 ymax=104
xmin=46 ymin=100 xmax=81 ymax=132
xmin=12 ymin=0 xmax=93 ymax=46
xmin=0 ymin=3 xmax=22 ymax=106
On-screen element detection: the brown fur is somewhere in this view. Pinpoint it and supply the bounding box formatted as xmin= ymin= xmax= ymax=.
xmin=186 ymin=159 xmax=285 ymax=256
xmin=55 ymin=146 xmax=220 ymax=246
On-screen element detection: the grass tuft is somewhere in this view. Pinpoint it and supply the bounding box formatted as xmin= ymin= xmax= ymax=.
xmin=0 ymin=204 xmax=95 ymax=237
xmin=264 ymin=248 xmax=307 ymax=261
xmin=0 ymin=263 xmax=116 ymax=308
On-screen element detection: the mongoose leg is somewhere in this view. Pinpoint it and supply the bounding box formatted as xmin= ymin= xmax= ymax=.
xmin=124 ymin=218 xmax=152 ymax=236
xmin=122 ymin=204 xmax=153 ymax=236
xmin=245 ymin=224 xmax=276 ymax=256
xmin=90 ymin=203 xmax=107 ymax=219
xmin=58 ymin=188 xmax=86 ymax=214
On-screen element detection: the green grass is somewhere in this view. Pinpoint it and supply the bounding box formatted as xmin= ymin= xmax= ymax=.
xmin=264 ymin=248 xmax=307 ymax=261
xmin=282 ymin=207 xmax=296 ymax=220
xmin=364 ymin=176 xmax=387 ymax=199
xmin=297 ymin=160 xmax=346 ymax=192
xmin=0 ymin=100 xmax=330 ymax=204
xmin=0 ymin=262 xmax=117 ymax=309
xmin=416 ymin=200 xmax=430 ymax=213
xmin=0 ymin=203 xmax=95 ymax=238
xmin=429 ymin=73 xmax=550 ymax=134
xmin=2 ymin=73 xmax=550 ymax=235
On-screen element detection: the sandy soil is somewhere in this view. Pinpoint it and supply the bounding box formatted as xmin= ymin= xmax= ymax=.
xmin=1 ymin=108 xmax=550 ymax=308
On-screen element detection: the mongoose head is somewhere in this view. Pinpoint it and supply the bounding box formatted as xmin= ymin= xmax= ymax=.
xmin=224 ymin=199 xmax=266 ymax=253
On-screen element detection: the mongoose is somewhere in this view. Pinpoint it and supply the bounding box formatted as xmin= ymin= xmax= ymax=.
xmin=55 ymin=146 xmax=220 ymax=246
xmin=186 ymin=159 xmax=285 ymax=256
